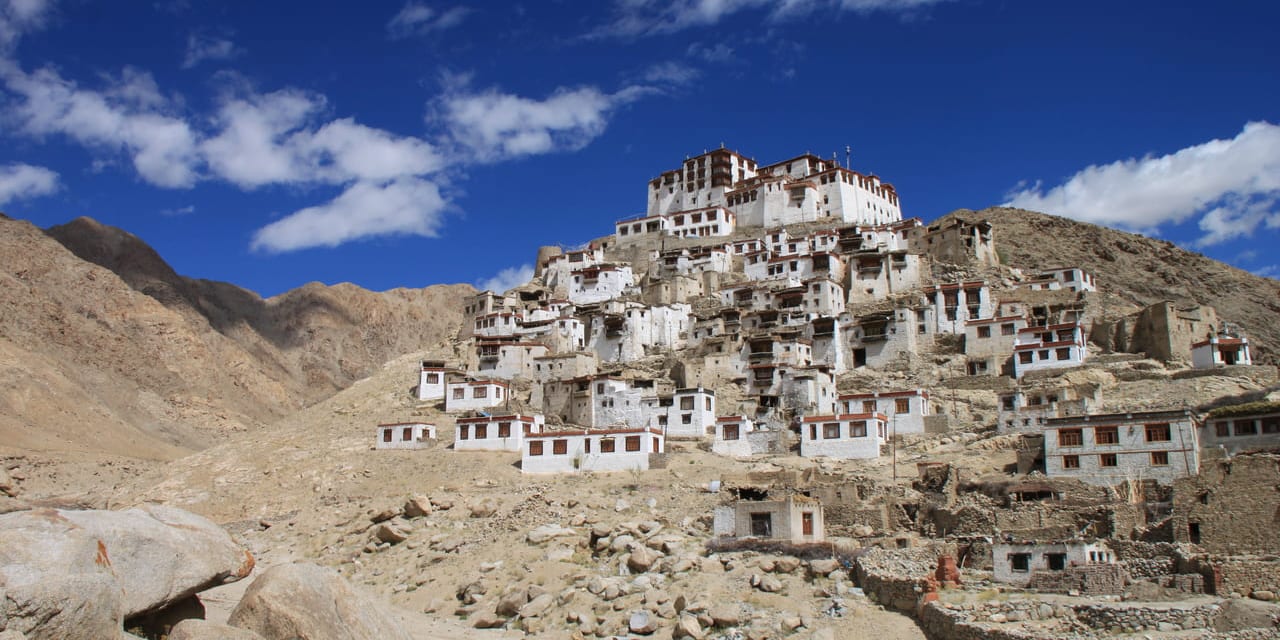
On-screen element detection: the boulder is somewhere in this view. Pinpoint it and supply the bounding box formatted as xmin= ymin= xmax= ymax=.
xmin=58 ymin=504 xmax=255 ymax=617
xmin=468 ymin=499 xmax=498 ymax=518
xmin=526 ymin=524 xmax=576 ymax=544
xmin=0 ymin=467 xmax=15 ymax=497
xmin=169 ymin=619 xmax=266 ymax=640
xmin=627 ymin=544 xmax=662 ymax=573
xmin=1213 ymin=597 xmax=1280 ymax=632
xmin=708 ymin=604 xmax=740 ymax=627
xmin=808 ymin=558 xmax=840 ymax=577
xmin=672 ymin=614 xmax=704 ymax=639
xmin=369 ymin=508 xmax=398 ymax=523
xmin=495 ymin=588 xmax=528 ymax=618
xmin=629 ymin=610 xmax=658 ymax=635
xmin=227 ymin=563 xmax=412 ymax=640
xmin=373 ymin=522 xmax=409 ymax=544
xmin=518 ymin=593 xmax=555 ymax=619
xmin=402 ymin=496 xmax=432 ymax=519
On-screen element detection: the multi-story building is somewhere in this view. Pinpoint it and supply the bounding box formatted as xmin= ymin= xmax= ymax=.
xmin=1044 ymin=409 xmax=1200 ymax=486
xmin=837 ymin=389 xmax=931 ymax=435
xmin=1013 ymin=322 xmax=1087 ymax=378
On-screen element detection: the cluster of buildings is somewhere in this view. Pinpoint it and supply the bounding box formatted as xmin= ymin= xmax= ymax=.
xmin=373 ymin=146 xmax=1266 ymax=495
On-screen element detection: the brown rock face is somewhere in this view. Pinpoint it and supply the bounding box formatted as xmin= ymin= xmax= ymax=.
xmin=227 ymin=563 xmax=413 ymax=640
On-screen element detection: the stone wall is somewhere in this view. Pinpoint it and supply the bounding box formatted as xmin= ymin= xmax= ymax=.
xmin=1172 ymin=453 xmax=1280 ymax=555
xmin=1212 ymin=556 xmax=1280 ymax=597
xmin=1025 ymin=563 xmax=1127 ymax=595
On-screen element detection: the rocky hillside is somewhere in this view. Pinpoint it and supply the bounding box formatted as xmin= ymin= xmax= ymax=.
xmin=0 ymin=214 xmax=470 ymax=460
xmin=943 ymin=207 xmax=1280 ymax=363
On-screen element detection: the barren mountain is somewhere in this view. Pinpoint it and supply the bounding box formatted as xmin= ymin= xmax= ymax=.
xmin=0 ymin=214 xmax=470 ymax=461
xmin=943 ymin=207 xmax=1280 ymax=363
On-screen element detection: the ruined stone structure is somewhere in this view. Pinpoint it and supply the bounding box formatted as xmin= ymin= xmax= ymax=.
xmin=1171 ymin=451 xmax=1280 ymax=554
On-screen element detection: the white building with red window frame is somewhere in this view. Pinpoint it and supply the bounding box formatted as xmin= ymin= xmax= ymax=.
xmin=1044 ymin=409 xmax=1200 ymax=486
xmin=799 ymin=412 xmax=888 ymax=459
xmin=837 ymin=389 xmax=931 ymax=435
xmin=444 ymin=380 xmax=509 ymax=412
xmin=1199 ymin=403 xmax=1280 ymax=454
xmin=1191 ymin=335 xmax=1253 ymax=369
xmin=417 ymin=360 xmax=451 ymax=401
xmin=1013 ymin=323 xmax=1087 ymax=378
xmin=521 ymin=427 xmax=665 ymax=474
xmin=649 ymin=387 xmax=716 ymax=439
xmin=454 ymin=414 xmax=545 ymax=452
xmin=921 ymin=281 xmax=994 ymax=334
xmin=712 ymin=416 xmax=778 ymax=458
xmin=375 ymin=422 xmax=436 ymax=450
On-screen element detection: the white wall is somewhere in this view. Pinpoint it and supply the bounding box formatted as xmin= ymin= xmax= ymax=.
xmin=417 ymin=368 xmax=447 ymax=401
xmin=799 ymin=415 xmax=885 ymax=459
xmin=376 ymin=423 xmax=436 ymax=450
xmin=521 ymin=429 xmax=664 ymax=474
xmin=838 ymin=390 xmax=930 ymax=434
xmin=454 ymin=414 xmax=544 ymax=452
xmin=445 ymin=381 xmax=508 ymax=412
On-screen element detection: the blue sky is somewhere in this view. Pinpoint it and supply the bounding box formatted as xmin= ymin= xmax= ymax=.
xmin=1 ymin=0 xmax=1277 ymax=296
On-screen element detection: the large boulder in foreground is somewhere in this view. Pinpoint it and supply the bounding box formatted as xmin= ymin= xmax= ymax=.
xmin=58 ymin=504 xmax=255 ymax=618
xmin=228 ymin=563 xmax=412 ymax=640
xmin=0 ymin=509 xmax=124 ymax=640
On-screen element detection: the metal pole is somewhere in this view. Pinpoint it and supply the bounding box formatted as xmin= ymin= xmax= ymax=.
xmin=892 ymin=411 xmax=898 ymax=484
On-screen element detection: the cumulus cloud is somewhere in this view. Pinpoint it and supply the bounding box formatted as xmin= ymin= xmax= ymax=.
xmin=386 ymin=3 xmax=470 ymax=39
xmin=438 ymin=81 xmax=650 ymax=162
xmin=0 ymin=162 xmax=57 ymax=205
xmin=0 ymin=0 xmax=54 ymax=51
xmin=477 ymin=263 xmax=533 ymax=294
xmin=250 ymin=177 xmax=447 ymax=253
xmin=0 ymin=64 xmax=201 ymax=187
xmin=182 ymin=31 xmax=242 ymax=69
xmin=1004 ymin=122 xmax=1280 ymax=246
xmin=592 ymin=0 xmax=952 ymax=38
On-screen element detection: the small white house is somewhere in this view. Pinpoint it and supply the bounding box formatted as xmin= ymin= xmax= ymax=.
xmin=417 ymin=361 xmax=449 ymax=401
xmin=651 ymin=388 xmax=717 ymax=438
xmin=712 ymin=416 xmax=778 ymax=458
xmin=992 ymin=540 xmax=1114 ymax=587
xmin=445 ymin=380 xmax=509 ymax=412
xmin=1013 ymin=323 xmax=1087 ymax=378
xmin=837 ymin=389 xmax=930 ymax=435
xmin=568 ymin=265 xmax=635 ymax=304
xmin=375 ymin=422 xmax=436 ymax=450
xmin=799 ymin=412 xmax=888 ymax=460
xmin=1191 ymin=335 xmax=1253 ymax=369
xmin=521 ymin=427 xmax=665 ymax=474
xmin=454 ymin=414 xmax=545 ymax=452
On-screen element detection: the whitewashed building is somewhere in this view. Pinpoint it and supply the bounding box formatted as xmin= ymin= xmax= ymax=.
xmin=714 ymin=495 xmax=825 ymax=544
xmin=1013 ymin=323 xmax=1087 ymax=378
xmin=1201 ymin=404 xmax=1280 ymax=454
xmin=650 ymin=388 xmax=716 ymax=439
xmin=454 ymin=414 xmax=545 ymax=452
xmin=997 ymin=385 xmax=1101 ymax=433
xmin=542 ymin=247 xmax=605 ymax=291
xmin=521 ymin=427 xmax=665 ymax=474
xmin=474 ymin=341 xmax=549 ymax=379
xmin=1021 ymin=267 xmax=1097 ymax=293
xmin=1044 ymin=409 xmax=1201 ymax=486
xmin=417 ymin=361 xmax=450 ymax=401
xmin=837 ymin=389 xmax=931 ymax=435
xmin=568 ymin=265 xmax=636 ymax=304
xmin=799 ymin=412 xmax=888 ymax=459
xmin=963 ymin=315 xmax=1028 ymax=376
xmin=586 ymin=303 xmax=690 ymax=363
xmin=1191 ymin=335 xmax=1253 ymax=369
xmin=992 ymin=540 xmax=1115 ymax=587
xmin=375 ymin=422 xmax=436 ymax=450
xmin=445 ymin=380 xmax=509 ymax=412
xmin=922 ymin=282 xmax=993 ymax=334
xmin=712 ymin=416 xmax=778 ymax=458
xmin=846 ymin=251 xmax=921 ymax=303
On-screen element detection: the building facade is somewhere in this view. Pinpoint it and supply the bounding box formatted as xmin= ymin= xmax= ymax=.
xmin=1044 ymin=409 xmax=1201 ymax=486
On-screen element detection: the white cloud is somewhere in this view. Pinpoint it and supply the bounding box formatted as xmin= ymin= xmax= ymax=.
xmin=592 ymin=0 xmax=952 ymax=38
xmin=250 ymin=177 xmax=447 ymax=253
xmin=477 ymin=263 xmax=533 ymax=294
xmin=0 ymin=162 xmax=57 ymax=205
xmin=1005 ymin=122 xmax=1280 ymax=246
xmin=386 ymin=3 xmax=470 ymax=39
xmin=687 ymin=42 xmax=734 ymax=63
xmin=0 ymin=64 xmax=201 ymax=187
xmin=438 ymin=82 xmax=650 ymax=162
xmin=642 ymin=61 xmax=700 ymax=87
xmin=182 ymin=32 xmax=242 ymax=69
xmin=160 ymin=204 xmax=194 ymax=216
xmin=0 ymin=0 xmax=54 ymax=50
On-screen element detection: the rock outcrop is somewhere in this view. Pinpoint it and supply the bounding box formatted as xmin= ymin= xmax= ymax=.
xmin=227 ymin=563 xmax=413 ymax=640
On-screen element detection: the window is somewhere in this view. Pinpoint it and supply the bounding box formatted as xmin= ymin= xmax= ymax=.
xmin=382 ymin=429 xmax=392 ymax=443
xmin=528 ymin=441 xmax=543 ymax=456
xmin=584 ymin=439 xmax=591 ymax=453
xmin=895 ymin=398 xmax=910 ymax=413
xmin=862 ymin=400 xmax=876 ymax=413
xmin=553 ymin=439 xmax=568 ymax=455
xmin=1047 ymin=553 xmax=1067 ymax=571
xmin=823 ymin=423 xmax=841 ymax=439
xmin=459 ymin=425 xmax=470 ymax=440
xmin=498 ymin=422 xmax=511 ymax=438
xmin=723 ymin=424 xmax=740 ymax=440
xmin=681 ymin=396 xmax=695 ymax=410
xmin=625 ymin=436 xmax=641 ymax=452
xmin=1010 ymin=553 xmax=1031 ymax=572
xmin=977 ymin=326 xmax=991 ymax=338
xmin=1263 ymin=417 xmax=1280 ymax=434
xmin=681 ymin=414 xmax=692 ymax=424
xmin=1151 ymin=451 xmax=1169 ymax=466
xmin=601 ymin=438 xmax=616 ymax=453
xmin=1056 ymin=347 xmax=1071 ymax=360
xmin=473 ymin=387 xmax=488 ymax=399
xmin=1100 ymin=453 xmax=1118 ymax=467
xmin=1058 ymin=429 xmax=1083 ymax=447
xmin=705 ymin=397 xmax=712 ymax=411
xmin=1234 ymin=420 xmax=1259 ymax=436
xmin=1188 ymin=522 xmax=1201 ymax=544
xmin=1095 ymin=426 xmax=1119 ymax=445
xmin=801 ymin=512 xmax=814 ymax=536
xmin=809 ymin=424 xmax=818 ymax=440
xmin=750 ymin=512 xmax=773 ymax=537
xmin=1002 ymin=323 xmax=1016 ymax=336
xmin=1062 ymin=455 xmax=1080 ymax=469
xmin=452 ymin=388 xmax=465 ymax=399
xmin=403 ymin=427 xmax=413 ymax=441
xmin=1019 ymin=352 xmax=1033 ymax=364
xmin=1214 ymin=421 xmax=1230 ymax=437
xmin=850 ymin=421 xmax=867 ymax=437
xmin=1002 ymin=396 xmax=1015 ymax=410
xmin=475 ymin=424 xmax=487 ymax=439
xmin=426 ymin=373 xmax=440 ymax=384
xmin=1145 ymin=423 xmax=1172 ymax=442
